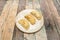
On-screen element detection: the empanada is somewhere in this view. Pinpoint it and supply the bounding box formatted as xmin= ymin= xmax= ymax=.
xmin=18 ymin=19 xmax=29 ymax=30
xmin=25 ymin=14 xmax=36 ymax=25
xmin=31 ymin=11 xmax=42 ymax=20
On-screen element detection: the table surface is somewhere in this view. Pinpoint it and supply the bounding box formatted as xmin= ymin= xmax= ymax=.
xmin=0 ymin=0 xmax=60 ymax=40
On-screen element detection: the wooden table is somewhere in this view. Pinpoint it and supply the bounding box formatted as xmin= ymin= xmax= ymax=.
xmin=0 ymin=0 xmax=60 ymax=40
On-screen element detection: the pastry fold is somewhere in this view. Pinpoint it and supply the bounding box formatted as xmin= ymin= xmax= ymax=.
xmin=31 ymin=11 xmax=42 ymax=20
xmin=25 ymin=14 xmax=36 ymax=25
xmin=18 ymin=19 xmax=29 ymax=30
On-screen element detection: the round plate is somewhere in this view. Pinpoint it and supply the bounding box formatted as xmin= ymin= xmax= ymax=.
xmin=16 ymin=9 xmax=44 ymax=33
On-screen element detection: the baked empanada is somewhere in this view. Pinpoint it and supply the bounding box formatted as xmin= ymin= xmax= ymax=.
xmin=25 ymin=14 xmax=36 ymax=25
xmin=18 ymin=19 xmax=29 ymax=30
xmin=31 ymin=11 xmax=42 ymax=20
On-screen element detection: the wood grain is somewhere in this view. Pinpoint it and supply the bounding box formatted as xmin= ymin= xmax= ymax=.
xmin=33 ymin=0 xmax=47 ymax=40
xmin=46 ymin=0 xmax=60 ymax=35
xmin=13 ymin=27 xmax=24 ymax=40
xmin=2 ymin=0 xmax=19 ymax=40
xmin=0 ymin=0 xmax=6 ymax=15
xmin=40 ymin=0 xmax=60 ymax=40
xmin=0 ymin=0 xmax=13 ymax=40
xmin=12 ymin=0 xmax=26 ymax=40
xmin=24 ymin=0 xmax=36 ymax=40
xmin=53 ymin=0 xmax=60 ymax=16
xmin=35 ymin=26 xmax=47 ymax=40
xmin=24 ymin=34 xmax=36 ymax=40
xmin=24 ymin=0 xmax=47 ymax=40
xmin=0 ymin=0 xmax=60 ymax=40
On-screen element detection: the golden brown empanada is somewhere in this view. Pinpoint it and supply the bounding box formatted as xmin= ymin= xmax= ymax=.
xmin=18 ymin=19 xmax=29 ymax=30
xmin=25 ymin=14 xmax=36 ymax=25
xmin=31 ymin=11 xmax=42 ymax=20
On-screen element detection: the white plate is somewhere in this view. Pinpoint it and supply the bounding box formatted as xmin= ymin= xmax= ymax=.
xmin=16 ymin=9 xmax=44 ymax=33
